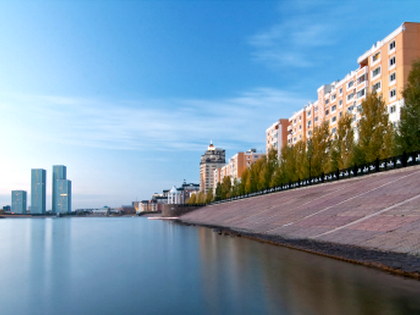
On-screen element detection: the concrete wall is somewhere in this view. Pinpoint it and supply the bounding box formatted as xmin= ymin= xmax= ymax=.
xmin=161 ymin=204 xmax=204 ymax=217
xmin=180 ymin=165 xmax=420 ymax=257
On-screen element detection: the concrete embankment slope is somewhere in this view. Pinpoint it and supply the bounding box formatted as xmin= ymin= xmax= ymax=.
xmin=180 ymin=165 xmax=420 ymax=277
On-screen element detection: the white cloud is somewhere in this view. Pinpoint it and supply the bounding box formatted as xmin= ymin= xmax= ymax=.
xmin=248 ymin=1 xmax=338 ymax=69
xmin=0 ymin=88 xmax=308 ymax=153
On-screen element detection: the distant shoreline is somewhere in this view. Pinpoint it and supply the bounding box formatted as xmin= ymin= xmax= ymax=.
xmin=0 ymin=214 xmax=138 ymax=219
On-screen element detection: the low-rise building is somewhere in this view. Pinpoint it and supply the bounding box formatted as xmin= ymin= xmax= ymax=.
xmin=214 ymin=149 xmax=265 ymax=189
xmin=168 ymin=182 xmax=200 ymax=204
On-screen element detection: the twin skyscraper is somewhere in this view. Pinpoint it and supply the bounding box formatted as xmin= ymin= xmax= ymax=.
xmin=30 ymin=165 xmax=72 ymax=214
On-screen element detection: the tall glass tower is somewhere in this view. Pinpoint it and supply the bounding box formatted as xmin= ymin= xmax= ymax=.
xmin=11 ymin=190 xmax=27 ymax=214
xmin=52 ymin=165 xmax=67 ymax=213
xmin=31 ymin=169 xmax=46 ymax=214
xmin=56 ymin=179 xmax=72 ymax=214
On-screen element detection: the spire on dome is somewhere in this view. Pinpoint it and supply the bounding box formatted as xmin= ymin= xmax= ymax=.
xmin=208 ymin=140 xmax=215 ymax=150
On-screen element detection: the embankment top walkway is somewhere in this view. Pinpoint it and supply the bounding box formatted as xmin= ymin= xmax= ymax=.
xmin=181 ymin=165 xmax=420 ymax=257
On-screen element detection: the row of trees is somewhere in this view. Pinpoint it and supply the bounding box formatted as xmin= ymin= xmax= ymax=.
xmin=190 ymin=60 xmax=420 ymax=203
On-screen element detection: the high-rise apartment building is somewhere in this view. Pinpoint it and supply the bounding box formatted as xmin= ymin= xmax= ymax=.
xmin=31 ymin=169 xmax=46 ymax=214
xmin=11 ymin=190 xmax=27 ymax=214
xmin=56 ymin=179 xmax=72 ymax=214
xmin=274 ymin=22 xmax=420 ymax=147
xmin=52 ymin=165 xmax=72 ymax=213
xmin=200 ymin=142 xmax=225 ymax=193
xmin=266 ymin=119 xmax=289 ymax=158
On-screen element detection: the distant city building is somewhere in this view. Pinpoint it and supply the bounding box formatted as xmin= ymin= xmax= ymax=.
xmin=31 ymin=169 xmax=46 ymax=214
xmin=266 ymin=119 xmax=289 ymax=158
xmin=139 ymin=200 xmax=161 ymax=213
xmin=52 ymin=165 xmax=67 ymax=213
xmin=168 ymin=186 xmax=181 ymax=204
xmin=138 ymin=189 xmax=172 ymax=213
xmin=52 ymin=165 xmax=72 ymax=214
xmin=214 ymin=149 xmax=265 ymax=189
xmin=11 ymin=190 xmax=27 ymax=214
xmin=180 ymin=182 xmax=200 ymax=202
xmin=132 ymin=201 xmax=141 ymax=212
xmin=56 ymin=179 xmax=72 ymax=214
xmin=200 ymin=142 xmax=225 ymax=193
xmin=140 ymin=181 xmax=200 ymax=211
xmin=118 ymin=205 xmax=136 ymax=215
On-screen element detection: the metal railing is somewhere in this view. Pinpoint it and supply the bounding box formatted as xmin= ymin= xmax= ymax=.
xmin=210 ymin=150 xmax=420 ymax=205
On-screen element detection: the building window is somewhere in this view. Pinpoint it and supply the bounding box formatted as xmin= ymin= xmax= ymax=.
xmin=372 ymin=52 xmax=380 ymax=63
xmin=325 ymin=99 xmax=329 ymax=105
xmin=339 ymin=88 xmax=343 ymax=95
xmin=390 ymin=89 xmax=396 ymax=99
xmin=331 ymin=116 xmax=337 ymax=123
xmin=347 ymin=81 xmax=354 ymax=89
xmin=357 ymin=74 xmax=366 ymax=84
xmin=307 ymin=110 xmax=311 ymax=117
xmin=357 ymin=88 xmax=365 ymax=98
xmin=372 ymin=81 xmax=381 ymax=92
xmin=339 ymin=100 xmax=343 ymax=106
xmin=372 ymin=67 xmax=381 ymax=78
xmin=389 ymin=105 xmax=396 ymax=113
xmin=389 ymin=56 xmax=396 ymax=67
xmin=331 ymin=94 xmax=336 ymax=101
xmin=314 ymin=117 xmax=318 ymax=122
xmin=347 ymin=93 xmax=354 ymax=101
xmin=325 ymin=109 xmax=329 ymax=115
xmin=389 ymin=40 xmax=396 ymax=51
xmin=332 ymin=127 xmax=337 ymax=134
xmin=307 ymin=120 xmax=312 ymax=127
xmin=331 ymin=105 xmax=337 ymax=112
xmin=389 ymin=72 xmax=396 ymax=84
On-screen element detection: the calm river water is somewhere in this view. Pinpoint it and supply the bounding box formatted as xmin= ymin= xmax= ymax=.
xmin=0 ymin=217 xmax=419 ymax=315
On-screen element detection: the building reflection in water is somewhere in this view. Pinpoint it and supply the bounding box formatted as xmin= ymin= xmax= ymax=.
xmin=196 ymin=226 xmax=420 ymax=315
xmin=1 ymin=218 xmax=420 ymax=314
xmin=27 ymin=218 xmax=72 ymax=314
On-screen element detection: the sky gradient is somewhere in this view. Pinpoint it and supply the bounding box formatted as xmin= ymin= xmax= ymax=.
xmin=1 ymin=0 xmax=419 ymax=209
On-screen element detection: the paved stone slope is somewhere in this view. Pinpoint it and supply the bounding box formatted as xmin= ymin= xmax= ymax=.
xmin=181 ymin=165 xmax=420 ymax=257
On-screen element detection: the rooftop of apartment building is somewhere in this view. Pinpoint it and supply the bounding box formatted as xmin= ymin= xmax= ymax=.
xmin=286 ymin=22 xmax=419 ymax=118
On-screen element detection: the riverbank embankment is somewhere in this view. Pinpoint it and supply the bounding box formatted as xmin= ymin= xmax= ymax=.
xmin=180 ymin=165 xmax=420 ymax=279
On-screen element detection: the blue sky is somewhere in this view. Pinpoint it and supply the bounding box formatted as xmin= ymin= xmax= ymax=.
xmin=1 ymin=0 xmax=419 ymax=209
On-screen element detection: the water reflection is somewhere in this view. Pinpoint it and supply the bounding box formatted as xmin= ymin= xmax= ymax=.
xmin=196 ymin=226 xmax=420 ymax=315
xmin=0 ymin=218 xmax=419 ymax=315
xmin=26 ymin=219 xmax=72 ymax=314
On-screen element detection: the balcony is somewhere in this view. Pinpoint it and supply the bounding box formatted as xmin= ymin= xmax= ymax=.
xmin=357 ymin=81 xmax=367 ymax=91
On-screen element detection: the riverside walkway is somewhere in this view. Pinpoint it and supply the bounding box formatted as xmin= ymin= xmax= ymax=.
xmin=180 ymin=165 xmax=420 ymax=276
